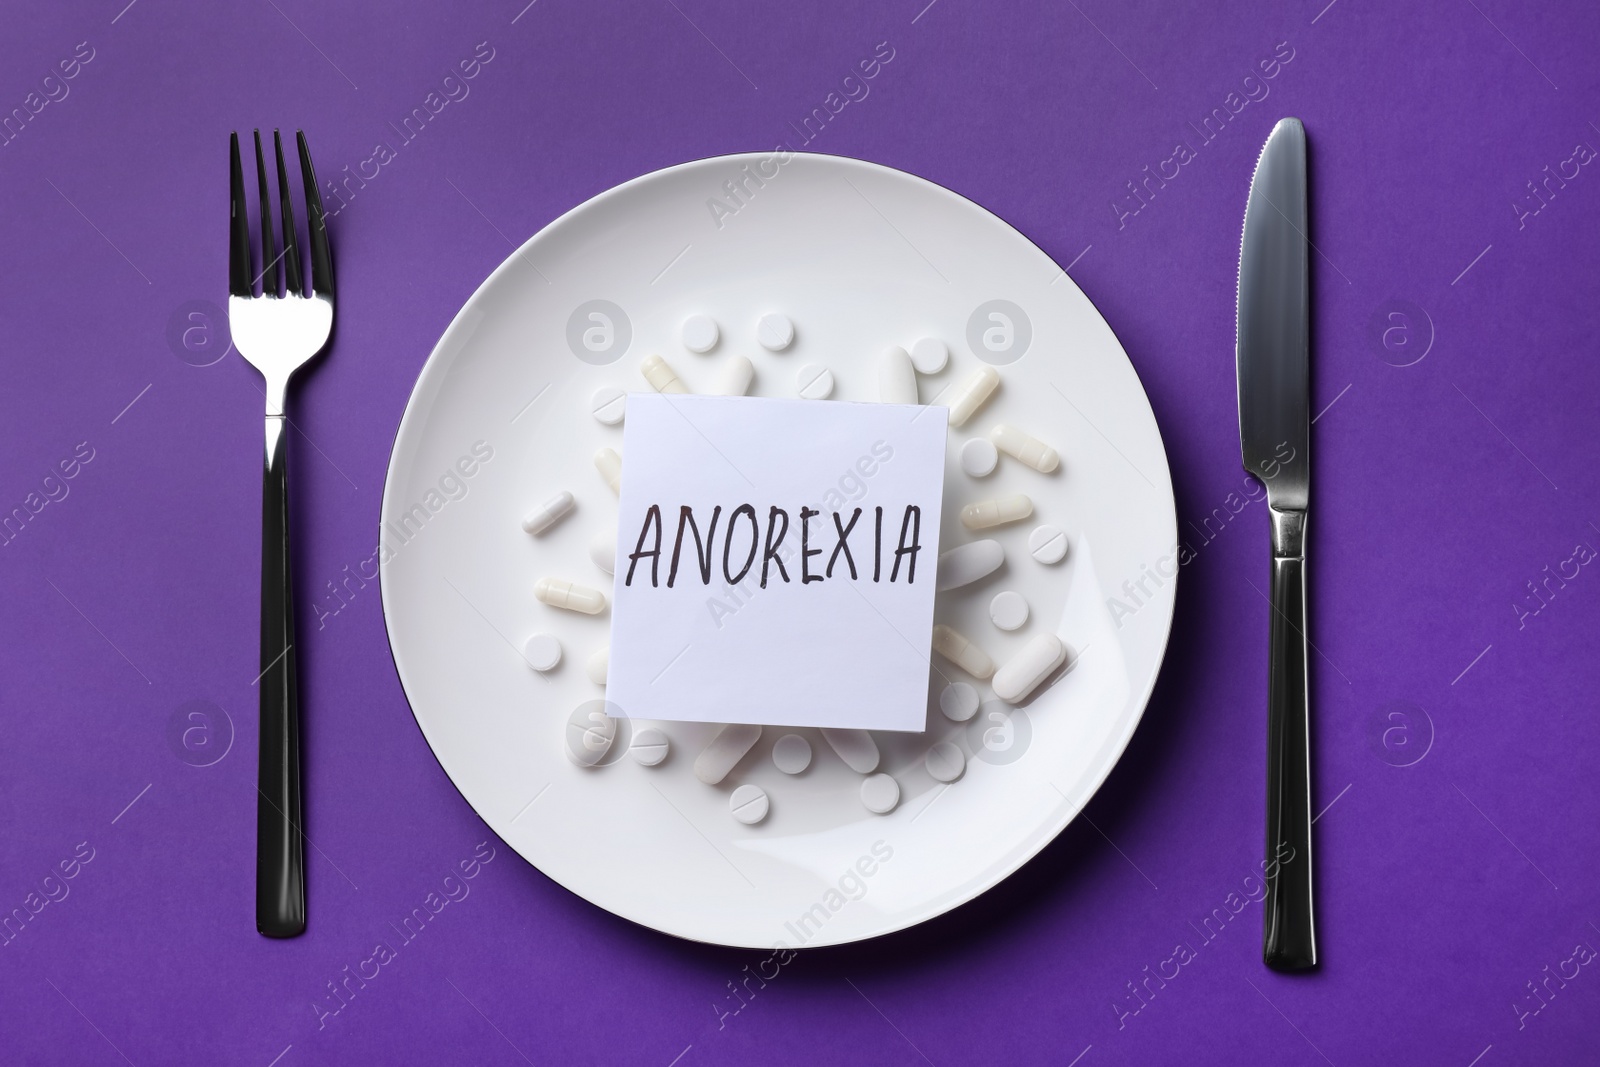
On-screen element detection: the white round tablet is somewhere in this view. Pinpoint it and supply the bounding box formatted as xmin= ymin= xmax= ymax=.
xmin=989 ymin=590 xmax=1029 ymax=631
xmin=795 ymin=363 xmax=833 ymax=400
xmin=564 ymin=705 xmax=616 ymax=768
xmin=729 ymin=784 xmax=769 ymax=825
xmin=860 ymin=773 xmax=900 ymax=814
xmin=772 ymin=733 xmax=812 ymax=775
xmin=925 ymin=741 xmax=965 ymax=783
xmin=630 ymin=727 xmax=669 ymax=767
xmin=522 ymin=633 xmax=561 ymax=672
xmin=757 ymin=313 xmax=794 ymax=351
xmin=939 ymin=682 xmax=980 ymax=722
xmin=590 ymin=386 xmax=626 ymax=425
xmin=1028 ymin=524 xmax=1069 ymax=564
xmin=589 ymin=530 xmax=616 ymax=576
xmin=909 ymin=337 xmax=948 ymax=374
xmin=960 ymin=437 xmax=999 ymax=477
xmin=681 ymin=314 xmax=719 ymax=353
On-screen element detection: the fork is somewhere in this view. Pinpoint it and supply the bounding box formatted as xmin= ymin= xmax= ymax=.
xmin=228 ymin=129 xmax=334 ymax=938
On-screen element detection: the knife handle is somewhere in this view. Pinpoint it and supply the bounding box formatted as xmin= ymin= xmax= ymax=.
xmin=1263 ymin=549 xmax=1316 ymax=971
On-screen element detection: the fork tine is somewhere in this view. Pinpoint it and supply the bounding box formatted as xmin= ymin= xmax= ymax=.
xmin=229 ymin=133 xmax=252 ymax=297
xmin=274 ymin=130 xmax=304 ymax=298
xmin=296 ymin=131 xmax=334 ymax=298
xmin=252 ymin=130 xmax=277 ymax=297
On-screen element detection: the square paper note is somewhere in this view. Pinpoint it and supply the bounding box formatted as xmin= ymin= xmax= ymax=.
xmin=607 ymin=393 xmax=948 ymax=731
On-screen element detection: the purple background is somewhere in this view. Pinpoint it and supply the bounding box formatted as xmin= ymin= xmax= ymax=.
xmin=1 ymin=0 xmax=1597 ymax=1063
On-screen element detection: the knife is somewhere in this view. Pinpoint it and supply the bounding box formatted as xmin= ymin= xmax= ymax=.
xmin=1237 ymin=117 xmax=1317 ymax=972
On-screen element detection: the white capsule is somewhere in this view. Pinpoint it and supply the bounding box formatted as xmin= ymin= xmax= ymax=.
xmin=729 ymin=784 xmax=769 ymax=825
xmin=1028 ymin=524 xmax=1069 ymax=564
xmin=993 ymin=633 xmax=1068 ymax=704
xmin=960 ymin=494 xmax=1033 ymax=530
xmin=795 ymin=363 xmax=834 ymax=400
xmin=594 ymin=447 xmax=622 ymax=494
xmin=521 ymin=490 xmax=574 ymax=535
xmin=860 ymin=773 xmax=900 ymax=814
xmin=586 ymin=644 xmax=609 ymax=686
xmin=712 ymin=354 xmax=754 ymax=396
xmin=640 ymin=354 xmax=687 ymax=394
xmin=522 ymin=633 xmax=562 ymax=672
xmin=959 ymin=437 xmax=998 ymax=477
xmin=534 ymin=577 xmax=606 ymax=615
xmin=589 ymin=529 xmax=616 ymax=575
xmin=694 ymin=723 xmax=762 ymax=785
xmin=925 ymin=741 xmax=966 ymax=783
xmin=989 ymin=590 xmax=1030 ymax=631
xmin=876 ymin=346 xmax=918 ymax=404
xmin=941 ymin=365 xmax=1000 ymax=427
xmin=990 ymin=423 xmax=1060 ymax=473
xmin=820 ymin=728 xmax=880 ymax=773
xmin=772 ymin=733 xmax=812 ymax=774
xmin=565 ymin=705 xmax=616 ymax=768
xmin=681 ymin=314 xmax=719 ymax=353
xmin=939 ymin=681 xmax=980 ymax=722
xmin=937 ymin=539 xmax=1004 ymax=592
xmin=931 ymin=624 xmax=995 ymax=679
xmin=630 ymin=727 xmax=670 ymax=767
xmin=757 ymin=313 xmax=795 ymax=351
xmin=591 ymin=386 xmax=626 ymax=425
xmin=909 ymin=337 xmax=949 ymax=374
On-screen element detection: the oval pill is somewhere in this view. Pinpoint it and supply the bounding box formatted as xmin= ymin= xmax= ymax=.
xmin=909 ymin=337 xmax=949 ymax=374
xmin=925 ymin=741 xmax=965 ymax=783
xmin=681 ymin=314 xmax=719 ymax=353
xmin=860 ymin=773 xmax=900 ymax=814
xmin=772 ymin=733 xmax=812 ymax=774
xmin=757 ymin=312 xmax=795 ymax=351
xmin=943 ymin=366 xmax=1000 ymax=427
xmin=989 ymin=590 xmax=1029 ymax=631
xmin=939 ymin=681 xmax=980 ymax=722
xmin=729 ymin=784 xmax=769 ymax=825
xmin=937 ymin=539 xmax=1004 ymax=592
xmin=565 ymin=705 xmax=617 ymax=768
xmin=1028 ymin=524 xmax=1069 ymax=564
xmin=795 ymin=363 xmax=834 ymax=400
xmin=521 ymin=490 xmax=575 ymax=535
xmin=960 ymin=494 xmax=1033 ymax=530
xmin=993 ymin=633 xmax=1068 ymax=704
xmin=712 ymin=354 xmax=754 ymax=396
xmin=876 ymin=346 xmax=918 ymax=405
xmin=640 ymin=354 xmax=687 ymax=394
xmin=589 ymin=529 xmax=616 ymax=575
xmin=820 ymin=728 xmax=880 ymax=774
xmin=694 ymin=723 xmax=762 ymax=785
xmin=959 ymin=437 xmax=998 ymax=477
xmin=586 ymin=644 xmax=608 ymax=686
xmin=931 ymin=624 xmax=995 ymax=679
xmin=990 ymin=423 xmax=1060 ymax=473
xmin=522 ymin=633 xmax=561 ymax=672
xmin=630 ymin=727 xmax=670 ymax=767
xmin=591 ymin=386 xmax=626 ymax=425
xmin=594 ymin=447 xmax=622 ymax=494
xmin=534 ymin=577 xmax=606 ymax=615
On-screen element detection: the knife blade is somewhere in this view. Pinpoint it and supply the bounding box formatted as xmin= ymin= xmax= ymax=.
xmin=1236 ymin=117 xmax=1317 ymax=972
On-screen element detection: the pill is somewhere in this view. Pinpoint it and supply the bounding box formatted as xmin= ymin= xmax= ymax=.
xmin=937 ymin=539 xmax=1004 ymax=591
xmin=522 ymin=633 xmax=562 ymax=672
xmin=521 ymin=490 xmax=575 ymax=535
xmin=591 ymin=386 xmax=626 ymax=425
xmin=694 ymin=723 xmax=762 ymax=785
xmin=589 ymin=529 xmax=616 ymax=575
xmin=989 ymin=590 xmax=1029 ymax=631
xmin=909 ymin=337 xmax=949 ymax=374
xmin=772 ymin=733 xmax=812 ymax=774
xmin=931 ymin=624 xmax=995 ymax=679
xmin=681 ymin=314 xmax=719 ymax=353
xmin=757 ymin=312 xmax=795 ymax=351
xmin=795 ymin=363 xmax=834 ymax=400
xmin=939 ymin=681 xmax=980 ymax=722
xmin=1028 ymin=524 xmax=1069 ymax=564
xmin=565 ymin=704 xmax=617 ymax=768
xmin=729 ymin=784 xmax=769 ymax=825
xmin=860 ymin=773 xmax=900 ymax=814
xmin=712 ymin=354 xmax=754 ymax=396
xmin=876 ymin=346 xmax=918 ymax=404
xmin=993 ymin=633 xmax=1068 ymax=704
xmin=926 ymin=741 xmax=966 ymax=783
xmin=990 ymin=423 xmax=1060 ymax=473
xmin=534 ymin=577 xmax=606 ymax=615
xmin=594 ymin=447 xmax=622 ymax=494
xmin=942 ymin=366 xmax=1000 ymax=427
xmin=630 ymin=727 xmax=670 ymax=767
xmin=960 ymin=494 xmax=1033 ymax=530
xmin=821 ymin=728 xmax=880 ymax=774
xmin=586 ymin=644 xmax=608 ymax=686
xmin=960 ymin=437 xmax=998 ymax=477
xmin=640 ymin=354 xmax=687 ymax=394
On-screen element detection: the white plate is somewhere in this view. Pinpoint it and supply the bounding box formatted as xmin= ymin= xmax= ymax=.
xmin=380 ymin=152 xmax=1177 ymax=948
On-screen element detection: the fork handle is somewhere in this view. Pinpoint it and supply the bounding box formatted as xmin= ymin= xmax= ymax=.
xmin=257 ymin=415 xmax=306 ymax=937
xmin=1263 ymin=549 xmax=1316 ymax=971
